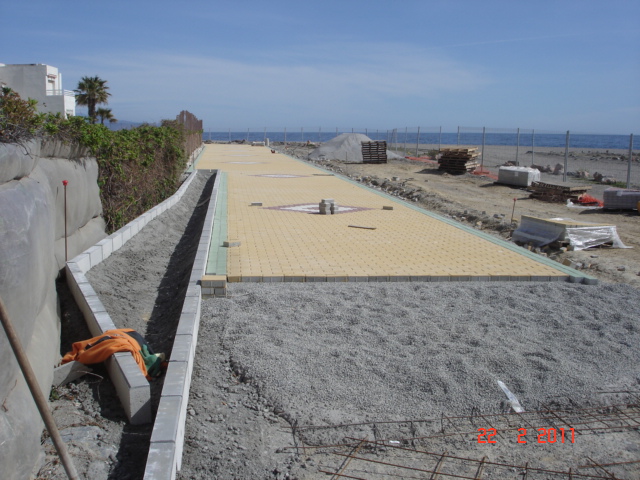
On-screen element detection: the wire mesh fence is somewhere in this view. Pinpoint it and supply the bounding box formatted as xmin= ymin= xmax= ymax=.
xmin=205 ymin=126 xmax=639 ymax=189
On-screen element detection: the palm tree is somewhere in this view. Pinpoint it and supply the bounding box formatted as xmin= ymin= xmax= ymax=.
xmin=75 ymin=76 xmax=111 ymax=124
xmin=96 ymin=107 xmax=117 ymax=125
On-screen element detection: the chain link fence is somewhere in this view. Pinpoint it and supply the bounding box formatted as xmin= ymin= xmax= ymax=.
xmin=204 ymin=126 xmax=639 ymax=189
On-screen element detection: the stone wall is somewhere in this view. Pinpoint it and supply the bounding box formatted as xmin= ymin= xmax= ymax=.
xmin=0 ymin=139 xmax=106 ymax=479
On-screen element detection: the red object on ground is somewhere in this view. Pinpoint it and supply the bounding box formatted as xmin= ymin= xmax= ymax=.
xmin=577 ymin=194 xmax=604 ymax=207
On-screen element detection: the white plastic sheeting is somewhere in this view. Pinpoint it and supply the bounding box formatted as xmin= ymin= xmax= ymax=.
xmin=512 ymin=216 xmax=630 ymax=251
xmin=0 ymin=140 xmax=106 ymax=479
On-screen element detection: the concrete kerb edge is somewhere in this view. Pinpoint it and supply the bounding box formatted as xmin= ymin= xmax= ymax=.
xmin=64 ymin=171 xmax=199 ymax=426
xmin=281 ymin=152 xmax=598 ymax=285
xmin=144 ymin=169 xmax=220 ymax=480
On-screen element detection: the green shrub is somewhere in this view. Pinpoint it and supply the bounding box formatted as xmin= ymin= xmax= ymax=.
xmin=1 ymin=90 xmax=190 ymax=232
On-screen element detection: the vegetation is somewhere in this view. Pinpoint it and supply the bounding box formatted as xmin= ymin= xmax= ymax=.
xmin=0 ymin=88 xmax=195 ymax=233
xmin=75 ymin=76 xmax=111 ymax=124
xmin=96 ymin=107 xmax=117 ymax=125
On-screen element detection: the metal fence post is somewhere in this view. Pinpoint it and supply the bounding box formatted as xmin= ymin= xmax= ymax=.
xmin=457 ymin=126 xmax=460 ymax=145
xmin=438 ymin=126 xmax=442 ymax=151
xmin=415 ymin=126 xmax=421 ymax=157
xmin=480 ymin=127 xmax=486 ymax=171
xmin=516 ymin=128 xmax=520 ymax=165
xmin=403 ymin=127 xmax=408 ymax=154
xmin=284 ymin=127 xmax=287 ymax=147
xmin=563 ymin=130 xmax=570 ymax=183
xmin=531 ymin=129 xmax=535 ymax=166
xmin=627 ymin=133 xmax=634 ymax=188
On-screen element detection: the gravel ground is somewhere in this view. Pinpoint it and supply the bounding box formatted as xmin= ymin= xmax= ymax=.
xmin=40 ymin=165 xmax=640 ymax=480
xmin=176 ymin=281 xmax=640 ymax=479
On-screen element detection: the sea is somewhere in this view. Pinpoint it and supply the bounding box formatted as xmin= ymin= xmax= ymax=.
xmin=204 ymin=130 xmax=635 ymax=150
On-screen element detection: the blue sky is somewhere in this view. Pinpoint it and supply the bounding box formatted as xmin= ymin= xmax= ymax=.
xmin=2 ymin=0 xmax=639 ymax=134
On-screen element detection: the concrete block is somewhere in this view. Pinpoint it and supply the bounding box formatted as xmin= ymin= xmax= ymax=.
xmin=105 ymin=354 xmax=151 ymax=425
xmin=149 ymin=395 xmax=183 ymax=443
xmin=170 ymin=334 xmax=195 ymax=364
xmin=214 ymin=287 xmax=227 ymax=296
xmin=451 ymin=276 xmax=472 ymax=282
xmin=112 ymin=232 xmax=123 ymax=252
xmin=143 ymin=441 xmax=177 ymax=480
xmin=306 ymin=276 xmax=326 ymax=282
xmin=96 ymin=237 xmax=113 ymax=261
xmin=410 ymin=276 xmax=431 ymax=282
xmin=73 ymin=253 xmax=92 ymax=273
xmin=347 ymin=276 xmax=369 ymax=282
xmin=176 ymin=312 xmax=198 ymax=336
xmin=490 ymin=276 xmax=510 ymax=282
xmin=87 ymin=245 xmax=104 ymax=268
xmin=162 ymin=361 xmax=189 ymax=398
xmin=242 ymin=276 xmax=261 ymax=282
xmin=121 ymin=226 xmax=132 ymax=244
xmin=583 ymin=277 xmax=598 ymax=285
xmin=201 ymin=275 xmax=226 ymax=288
xmin=390 ymin=276 xmax=410 ymax=282
xmin=510 ymin=276 xmax=531 ymax=282
xmin=530 ymin=276 xmax=550 ymax=282
xmin=201 ymin=287 xmax=214 ymax=296
xmin=129 ymin=220 xmax=140 ymax=236
xmin=52 ymin=361 xmax=93 ymax=387
xmin=92 ymin=311 xmax=118 ymax=335
xmin=431 ymin=276 xmax=450 ymax=282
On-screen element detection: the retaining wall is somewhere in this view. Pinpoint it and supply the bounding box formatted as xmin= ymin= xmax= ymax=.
xmin=0 ymin=140 xmax=106 ymax=480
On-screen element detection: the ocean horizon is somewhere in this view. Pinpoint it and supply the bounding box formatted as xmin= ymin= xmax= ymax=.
xmin=204 ymin=130 xmax=636 ymax=150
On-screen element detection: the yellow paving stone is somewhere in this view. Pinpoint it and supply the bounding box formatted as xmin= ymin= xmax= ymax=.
xmin=197 ymin=144 xmax=592 ymax=283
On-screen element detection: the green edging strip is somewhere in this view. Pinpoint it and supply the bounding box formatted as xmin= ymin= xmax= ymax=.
xmin=281 ymin=151 xmax=597 ymax=283
xmin=206 ymin=171 xmax=228 ymax=275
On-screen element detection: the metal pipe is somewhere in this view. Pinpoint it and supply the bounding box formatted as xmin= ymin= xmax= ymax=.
xmin=627 ymin=133 xmax=634 ymax=188
xmin=563 ymin=130 xmax=570 ymax=183
xmin=516 ymin=128 xmax=520 ymax=165
xmin=415 ymin=126 xmax=421 ymax=157
xmin=480 ymin=127 xmax=486 ymax=172
xmin=63 ymin=180 xmax=68 ymax=262
xmin=0 ymin=296 xmax=79 ymax=480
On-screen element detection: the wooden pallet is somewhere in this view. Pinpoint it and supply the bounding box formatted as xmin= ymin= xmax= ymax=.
xmin=361 ymin=141 xmax=388 ymax=164
xmin=528 ymin=181 xmax=590 ymax=202
xmin=438 ymin=147 xmax=480 ymax=174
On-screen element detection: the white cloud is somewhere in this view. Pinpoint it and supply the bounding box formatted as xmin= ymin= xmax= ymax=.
xmin=68 ymin=42 xmax=491 ymax=125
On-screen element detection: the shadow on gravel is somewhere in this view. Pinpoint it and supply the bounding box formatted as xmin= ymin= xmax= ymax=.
xmin=109 ymin=171 xmax=216 ymax=479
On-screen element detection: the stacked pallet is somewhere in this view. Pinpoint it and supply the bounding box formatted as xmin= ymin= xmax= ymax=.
xmin=438 ymin=148 xmax=480 ymax=174
xmin=361 ymin=141 xmax=388 ymax=164
xmin=528 ymin=181 xmax=591 ymax=203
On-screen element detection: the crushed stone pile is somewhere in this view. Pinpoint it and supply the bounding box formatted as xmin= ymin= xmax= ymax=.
xmin=308 ymin=133 xmax=403 ymax=162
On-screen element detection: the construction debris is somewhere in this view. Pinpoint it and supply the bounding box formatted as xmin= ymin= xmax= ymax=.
xmin=528 ymin=181 xmax=591 ymax=202
xmin=360 ymin=141 xmax=388 ymax=164
xmin=319 ymin=199 xmax=338 ymax=215
xmin=348 ymin=225 xmax=376 ymax=230
xmin=438 ymin=148 xmax=480 ymax=174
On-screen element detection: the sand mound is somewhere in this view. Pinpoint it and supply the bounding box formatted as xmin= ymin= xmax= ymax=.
xmin=308 ymin=133 xmax=402 ymax=162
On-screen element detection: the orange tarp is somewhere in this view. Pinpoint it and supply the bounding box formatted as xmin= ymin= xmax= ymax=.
xmin=61 ymin=328 xmax=148 ymax=379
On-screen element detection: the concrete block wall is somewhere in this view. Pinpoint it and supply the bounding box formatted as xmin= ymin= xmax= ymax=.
xmin=143 ymin=171 xmax=221 ymax=480
xmin=65 ymin=170 xmax=199 ymax=425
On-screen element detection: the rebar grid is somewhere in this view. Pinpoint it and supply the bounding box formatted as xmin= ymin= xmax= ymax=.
xmin=289 ymin=393 xmax=640 ymax=480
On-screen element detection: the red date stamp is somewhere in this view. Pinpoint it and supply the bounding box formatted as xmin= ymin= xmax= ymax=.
xmin=477 ymin=427 xmax=575 ymax=444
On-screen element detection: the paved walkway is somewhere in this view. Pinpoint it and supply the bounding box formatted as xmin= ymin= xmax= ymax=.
xmin=196 ymin=144 xmax=595 ymax=283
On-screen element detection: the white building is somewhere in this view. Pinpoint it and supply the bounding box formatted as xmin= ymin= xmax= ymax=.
xmin=0 ymin=63 xmax=75 ymax=118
